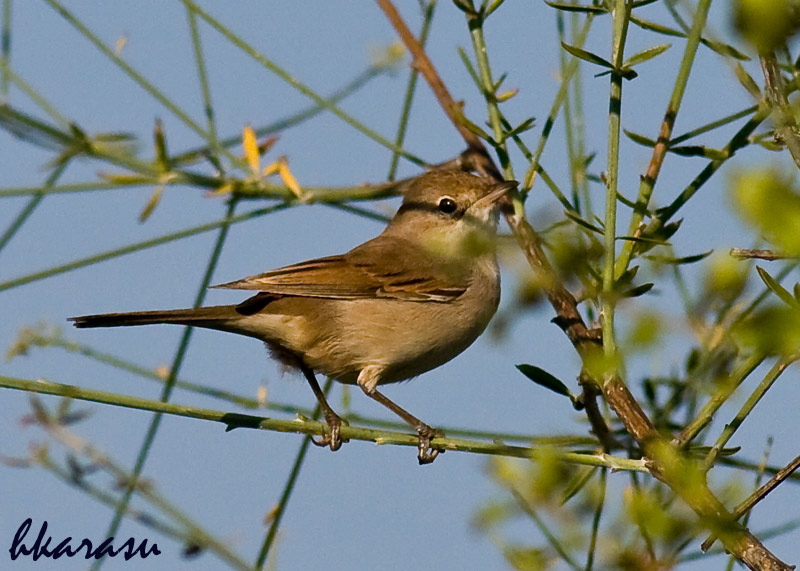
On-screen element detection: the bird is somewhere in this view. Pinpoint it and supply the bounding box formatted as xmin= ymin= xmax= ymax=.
xmin=70 ymin=169 xmax=515 ymax=463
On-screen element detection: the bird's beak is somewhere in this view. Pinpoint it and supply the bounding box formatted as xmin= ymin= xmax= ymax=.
xmin=473 ymin=180 xmax=518 ymax=210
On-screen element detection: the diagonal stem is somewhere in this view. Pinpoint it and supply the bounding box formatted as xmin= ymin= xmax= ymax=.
xmin=615 ymin=0 xmax=713 ymax=277
xmin=91 ymin=199 xmax=239 ymax=571
xmin=376 ymin=0 xmax=485 ymax=153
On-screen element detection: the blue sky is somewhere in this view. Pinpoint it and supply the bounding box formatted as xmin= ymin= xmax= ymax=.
xmin=2 ymin=1 xmax=798 ymax=569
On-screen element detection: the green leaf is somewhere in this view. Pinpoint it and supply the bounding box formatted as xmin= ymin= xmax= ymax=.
xmin=221 ymin=412 xmax=264 ymax=431
xmin=503 ymin=116 xmax=536 ymax=140
xmin=616 ymin=265 xmax=640 ymax=288
xmin=616 ymin=234 xmax=669 ymax=246
xmin=139 ymin=185 xmax=164 ymax=223
xmin=630 ymin=15 xmax=686 ymax=38
xmin=734 ymin=62 xmax=762 ymax=99
xmin=700 ymin=38 xmax=749 ymax=61
xmin=516 ymin=364 xmax=573 ymax=399
xmin=653 ymin=219 xmax=683 ymax=242
xmin=630 ymin=16 xmax=749 ymax=61
xmin=460 ymin=116 xmax=493 ymax=141
xmin=595 ymin=67 xmax=638 ymax=80
xmin=564 ymin=209 xmax=604 ymax=234
xmin=689 ymin=445 xmax=741 ymax=457
xmin=545 ymin=1 xmax=607 ymax=13
xmin=623 ymin=43 xmax=671 ymax=68
xmin=493 ymin=72 xmax=508 ymax=92
xmin=622 ymin=282 xmax=654 ymax=298
xmin=153 ymin=119 xmax=169 ymax=171
xmin=669 ymin=145 xmax=728 ymax=160
xmin=625 ymin=130 xmax=728 ymax=159
xmin=644 ymin=250 xmax=713 ymax=265
xmin=561 ymin=42 xmax=614 ymax=69
xmin=794 ymin=282 xmax=800 ymax=304
xmin=457 ymin=47 xmax=482 ymax=90
xmin=484 ymin=0 xmax=507 ymax=18
xmin=756 ymin=266 xmax=800 ymax=308
xmin=452 ymin=0 xmax=477 ymax=16
xmin=0 ymin=104 xmax=73 ymax=150
xmin=624 ymin=129 xmax=657 ymax=148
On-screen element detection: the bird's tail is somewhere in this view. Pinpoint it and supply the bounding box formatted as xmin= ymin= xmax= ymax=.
xmin=69 ymin=305 xmax=239 ymax=329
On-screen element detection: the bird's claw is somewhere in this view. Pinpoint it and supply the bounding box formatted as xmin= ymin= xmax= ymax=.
xmin=312 ymin=413 xmax=349 ymax=451
xmin=416 ymin=425 xmax=444 ymax=465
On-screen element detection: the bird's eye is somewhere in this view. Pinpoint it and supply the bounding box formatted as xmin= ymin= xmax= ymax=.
xmin=438 ymin=197 xmax=457 ymax=214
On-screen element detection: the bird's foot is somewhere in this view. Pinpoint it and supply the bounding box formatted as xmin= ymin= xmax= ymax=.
xmin=311 ymin=412 xmax=349 ymax=452
xmin=416 ymin=424 xmax=445 ymax=465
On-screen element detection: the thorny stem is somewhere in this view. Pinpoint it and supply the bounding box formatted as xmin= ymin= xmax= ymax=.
xmin=601 ymin=0 xmax=630 ymax=364
xmin=702 ymin=357 xmax=796 ymax=471
xmin=702 ymin=452 xmax=800 ymax=551
xmin=675 ymin=352 xmax=765 ymax=448
xmin=614 ymin=0 xmax=713 ymax=277
xmin=0 ymin=374 xmax=649 ymax=472
xmin=523 ymin=14 xmax=594 ymax=190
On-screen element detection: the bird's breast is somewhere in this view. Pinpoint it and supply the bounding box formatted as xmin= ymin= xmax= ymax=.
xmin=313 ymin=259 xmax=500 ymax=384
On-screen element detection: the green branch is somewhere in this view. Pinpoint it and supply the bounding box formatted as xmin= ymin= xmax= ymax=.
xmin=0 ymin=203 xmax=288 ymax=293
xmin=0 ymin=375 xmax=648 ymax=472
xmin=614 ymin=0 xmax=713 ymax=277
xmin=180 ymin=0 xmax=425 ymax=166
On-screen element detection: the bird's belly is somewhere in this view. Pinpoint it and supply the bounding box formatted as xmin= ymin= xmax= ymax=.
xmin=312 ymin=289 xmax=499 ymax=385
xmin=245 ymin=272 xmax=500 ymax=386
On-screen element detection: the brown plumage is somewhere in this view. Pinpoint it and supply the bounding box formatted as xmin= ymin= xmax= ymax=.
xmin=70 ymin=169 xmax=515 ymax=463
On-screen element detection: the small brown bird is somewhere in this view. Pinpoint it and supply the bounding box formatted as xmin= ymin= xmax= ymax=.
xmin=70 ymin=169 xmax=514 ymax=463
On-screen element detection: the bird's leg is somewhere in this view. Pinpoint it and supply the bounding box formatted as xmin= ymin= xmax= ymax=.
xmin=357 ymin=367 xmax=444 ymax=464
xmin=367 ymin=390 xmax=444 ymax=464
xmin=299 ymin=364 xmax=348 ymax=451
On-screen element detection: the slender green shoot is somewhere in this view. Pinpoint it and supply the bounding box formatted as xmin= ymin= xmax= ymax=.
xmin=91 ymin=199 xmax=239 ymax=571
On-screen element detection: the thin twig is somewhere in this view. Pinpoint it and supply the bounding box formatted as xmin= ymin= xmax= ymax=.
xmin=702 ymin=357 xmax=797 ymax=470
xmin=760 ymin=51 xmax=800 ymax=171
xmin=730 ymin=248 xmax=791 ymax=261
xmin=614 ymin=0 xmax=713 ymax=277
xmin=702 ymin=452 xmax=800 ymax=551
xmin=91 ymin=199 xmax=239 ymax=571
xmin=388 ymin=1 xmax=436 ymax=180
xmin=254 ymin=379 xmax=332 ymax=568
xmin=675 ymin=353 xmax=765 ymax=448
xmin=28 ymin=402 xmax=253 ymax=571
xmin=0 ymin=204 xmax=289 ymax=293
xmin=375 ymin=0 xmax=485 ymax=153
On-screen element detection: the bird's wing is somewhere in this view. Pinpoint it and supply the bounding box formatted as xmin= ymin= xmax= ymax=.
xmin=212 ymin=236 xmax=470 ymax=302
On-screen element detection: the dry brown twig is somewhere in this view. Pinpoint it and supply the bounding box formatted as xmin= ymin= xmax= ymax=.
xmin=730 ymin=248 xmax=791 ymax=261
